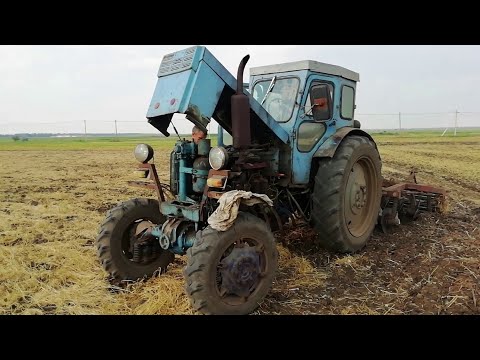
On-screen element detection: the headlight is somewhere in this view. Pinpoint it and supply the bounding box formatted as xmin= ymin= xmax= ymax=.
xmin=134 ymin=143 xmax=154 ymax=163
xmin=209 ymin=146 xmax=228 ymax=170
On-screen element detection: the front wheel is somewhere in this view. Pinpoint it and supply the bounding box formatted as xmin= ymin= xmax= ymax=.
xmin=183 ymin=212 xmax=278 ymax=315
xmin=311 ymin=135 xmax=382 ymax=253
xmin=96 ymin=198 xmax=174 ymax=282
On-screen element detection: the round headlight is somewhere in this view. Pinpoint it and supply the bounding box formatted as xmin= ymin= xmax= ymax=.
xmin=134 ymin=143 xmax=154 ymax=163
xmin=209 ymin=146 xmax=228 ymax=170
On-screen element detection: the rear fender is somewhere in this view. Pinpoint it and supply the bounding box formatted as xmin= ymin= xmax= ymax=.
xmin=313 ymin=127 xmax=378 ymax=159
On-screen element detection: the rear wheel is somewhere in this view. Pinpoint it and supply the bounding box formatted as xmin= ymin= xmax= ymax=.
xmin=311 ymin=135 xmax=382 ymax=253
xmin=184 ymin=212 xmax=278 ymax=315
xmin=96 ymin=198 xmax=174 ymax=282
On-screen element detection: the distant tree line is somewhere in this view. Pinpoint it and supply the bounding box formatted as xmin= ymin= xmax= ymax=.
xmin=1 ymin=133 xmax=53 ymax=138
xmin=0 ymin=133 xmax=170 ymax=138
xmin=11 ymin=135 xmax=29 ymax=141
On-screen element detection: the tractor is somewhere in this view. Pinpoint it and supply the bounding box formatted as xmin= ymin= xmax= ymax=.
xmin=96 ymin=46 xmax=444 ymax=315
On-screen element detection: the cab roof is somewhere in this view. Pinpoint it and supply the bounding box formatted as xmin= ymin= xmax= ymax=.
xmin=250 ymin=60 xmax=360 ymax=82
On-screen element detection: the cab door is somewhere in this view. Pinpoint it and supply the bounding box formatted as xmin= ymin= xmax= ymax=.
xmin=292 ymin=75 xmax=337 ymax=184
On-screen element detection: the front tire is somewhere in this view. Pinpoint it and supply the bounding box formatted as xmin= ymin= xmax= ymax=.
xmin=311 ymin=135 xmax=382 ymax=253
xmin=96 ymin=198 xmax=174 ymax=282
xmin=184 ymin=212 xmax=278 ymax=315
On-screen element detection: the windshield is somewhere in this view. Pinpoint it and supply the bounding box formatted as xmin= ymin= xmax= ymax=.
xmin=253 ymin=77 xmax=299 ymax=122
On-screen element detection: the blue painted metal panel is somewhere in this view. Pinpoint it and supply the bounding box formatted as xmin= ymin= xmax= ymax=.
xmin=146 ymin=70 xmax=193 ymax=118
xmin=160 ymin=201 xmax=200 ymax=222
xmin=290 ymin=73 xmax=357 ymax=184
xmin=185 ymin=60 xmax=226 ymax=121
xmin=178 ymin=158 xmax=188 ymax=202
xmin=146 ymin=46 xmax=289 ymax=144
xmin=180 ymin=167 xmax=209 ymax=176
xmin=147 ymin=46 xmax=204 ymax=119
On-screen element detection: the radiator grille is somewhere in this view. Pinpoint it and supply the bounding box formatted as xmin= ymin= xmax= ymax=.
xmin=158 ymin=46 xmax=197 ymax=77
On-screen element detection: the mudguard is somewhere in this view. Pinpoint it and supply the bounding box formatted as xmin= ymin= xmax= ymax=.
xmin=313 ymin=127 xmax=378 ymax=158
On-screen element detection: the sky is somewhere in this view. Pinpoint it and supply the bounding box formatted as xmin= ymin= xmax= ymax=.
xmin=0 ymin=45 xmax=479 ymax=135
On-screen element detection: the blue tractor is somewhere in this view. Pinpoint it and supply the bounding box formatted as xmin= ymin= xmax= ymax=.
xmin=96 ymin=46 xmax=383 ymax=315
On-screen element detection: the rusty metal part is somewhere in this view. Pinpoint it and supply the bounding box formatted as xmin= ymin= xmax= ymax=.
xmin=406 ymin=170 xmax=418 ymax=184
xmin=242 ymin=162 xmax=268 ymax=170
xmin=232 ymin=55 xmax=251 ymax=149
xmin=268 ymin=206 xmax=283 ymax=233
xmin=207 ymin=191 xmax=224 ymax=200
xmin=236 ymin=55 xmax=249 ymax=96
xmin=186 ymin=105 xmax=209 ymax=135
xmin=286 ymin=188 xmax=311 ymax=222
xmin=134 ymin=220 xmax=155 ymax=238
xmin=261 ymin=204 xmax=283 ymax=234
xmin=131 ymin=221 xmax=160 ymax=264
xmin=148 ymin=164 xmax=165 ymax=203
xmin=258 ymin=205 xmax=271 ymax=230
xmin=209 ymin=169 xmax=231 ymax=177
xmin=382 ymin=182 xmax=446 ymax=199
xmin=199 ymin=169 xmax=232 ymax=220
xmin=158 ymin=217 xmax=185 ymax=250
xmin=128 ymin=163 xmax=166 ymax=207
xmin=379 ymin=206 xmax=400 ymax=234
xmin=382 ymin=182 xmax=446 ymax=214
xmin=207 ymin=175 xmax=227 ymax=188
xmin=379 ymin=174 xmax=447 ymax=232
xmin=128 ymin=181 xmax=157 ymax=190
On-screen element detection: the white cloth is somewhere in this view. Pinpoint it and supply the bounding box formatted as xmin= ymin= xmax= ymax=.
xmin=207 ymin=190 xmax=273 ymax=232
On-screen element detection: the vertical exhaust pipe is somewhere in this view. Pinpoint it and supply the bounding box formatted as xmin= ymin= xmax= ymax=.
xmin=231 ymin=55 xmax=251 ymax=149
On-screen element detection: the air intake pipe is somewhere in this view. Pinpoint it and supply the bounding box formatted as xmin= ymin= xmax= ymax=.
xmin=231 ymin=55 xmax=251 ymax=149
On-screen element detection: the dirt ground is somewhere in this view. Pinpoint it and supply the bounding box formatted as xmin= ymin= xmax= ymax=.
xmin=0 ymin=138 xmax=478 ymax=315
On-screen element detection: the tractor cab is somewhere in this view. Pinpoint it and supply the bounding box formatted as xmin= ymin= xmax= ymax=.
xmin=219 ymin=60 xmax=361 ymax=184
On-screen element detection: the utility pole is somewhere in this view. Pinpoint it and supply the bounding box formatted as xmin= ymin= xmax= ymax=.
xmin=454 ymin=110 xmax=458 ymax=136
xmin=84 ymin=120 xmax=87 ymax=139
xmin=399 ymin=112 xmax=402 ymax=131
xmin=114 ymin=120 xmax=118 ymax=137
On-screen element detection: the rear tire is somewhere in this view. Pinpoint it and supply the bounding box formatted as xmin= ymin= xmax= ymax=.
xmin=96 ymin=198 xmax=174 ymax=282
xmin=311 ymin=135 xmax=382 ymax=253
xmin=184 ymin=212 xmax=278 ymax=315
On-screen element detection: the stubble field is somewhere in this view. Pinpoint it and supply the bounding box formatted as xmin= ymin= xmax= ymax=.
xmin=0 ymin=130 xmax=478 ymax=315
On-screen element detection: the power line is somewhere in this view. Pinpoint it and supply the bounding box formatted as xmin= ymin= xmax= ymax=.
xmin=115 ymin=121 xmax=148 ymax=123
xmin=1 ymin=111 xmax=478 ymax=126
xmin=0 ymin=121 xmax=80 ymax=125
xmin=357 ymin=112 xmax=459 ymax=116
xmin=402 ymin=112 xmax=455 ymax=115
xmin=356 ymin=113 xmax=398 ymax=116
xmin=1 ymin=110 xmax=478 ymax=135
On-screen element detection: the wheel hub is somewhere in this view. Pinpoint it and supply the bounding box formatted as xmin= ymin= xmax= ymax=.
xmin=129 ymin=221 xmax=159 ymax=264
xmin=344 ymin=157 xmax=377 ymax=238
xmin=219 ymin=245 xmax=261 ymax=298
xmin=348 ymin=164 xmax=368 ymax=215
